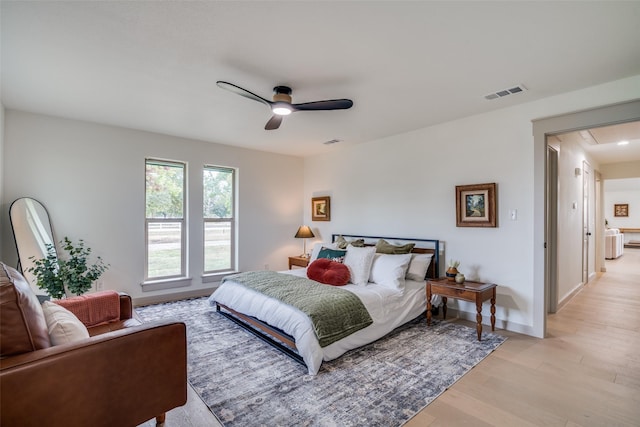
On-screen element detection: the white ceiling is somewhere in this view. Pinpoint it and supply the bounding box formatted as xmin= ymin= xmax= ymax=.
xmin=560 ymin=121 xmax=640 ymax=165
xmin=2 ymin=1 xmax=640 ymax=158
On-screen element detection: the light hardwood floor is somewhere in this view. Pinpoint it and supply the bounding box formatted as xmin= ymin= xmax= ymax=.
xmin=142 ymin=249 xmax=640 ymax=426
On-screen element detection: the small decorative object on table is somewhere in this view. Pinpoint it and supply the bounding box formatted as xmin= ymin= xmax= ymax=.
xmin=446 ymin=259 xmax=460 ymax=281
xmin=455 ymin=273 xmax=465 ymax=284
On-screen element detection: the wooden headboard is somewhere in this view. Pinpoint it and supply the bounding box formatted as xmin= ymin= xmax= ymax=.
xmin=331 ymin=234 xmax=440 ymax=279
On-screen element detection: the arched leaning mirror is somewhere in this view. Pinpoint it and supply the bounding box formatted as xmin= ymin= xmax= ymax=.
xmin=10 ymin=197 xmax=57 ymax=294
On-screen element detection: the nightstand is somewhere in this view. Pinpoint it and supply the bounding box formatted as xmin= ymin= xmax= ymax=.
xmin=426 ymin=277 xmax=497 ymax=341
xmin=288 ymin=256 xmax=310 ymax=269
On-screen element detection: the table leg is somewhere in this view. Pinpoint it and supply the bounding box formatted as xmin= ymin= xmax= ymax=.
xmin=490 ymin=289 xmax=496 ymax=332
xmin=426 ymin=283 xmax=432 ymax=325
xmin=475 ymin=302 xmax=483 ymax=341
xmin=442 ymin=297 xmax=447 ymax=320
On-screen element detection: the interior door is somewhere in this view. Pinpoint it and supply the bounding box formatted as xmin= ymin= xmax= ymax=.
xmin=546 ymin=145 xmax=558 ymax=313
xmin=582 ymin=161 xmax=592 ymax=284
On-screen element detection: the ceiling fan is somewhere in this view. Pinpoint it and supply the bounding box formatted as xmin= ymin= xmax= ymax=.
xmin=216 ymin=81 xmax=353 ymax=130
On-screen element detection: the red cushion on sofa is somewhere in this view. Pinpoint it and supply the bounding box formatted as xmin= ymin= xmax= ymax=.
xmin=307 ymin=258 xmax=351 ymax=286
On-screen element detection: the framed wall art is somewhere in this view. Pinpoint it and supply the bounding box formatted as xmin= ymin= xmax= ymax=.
xmin=456 ymin=183 xmax=497 ymax=227
xmin=311 ymin=196 xmax=331 ymax=221
xmin=614 ymin=204 xmax=628 ymax=217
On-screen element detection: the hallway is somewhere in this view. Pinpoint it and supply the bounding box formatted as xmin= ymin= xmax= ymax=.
xmin=409 ymin=248 xmax=640 ymax=426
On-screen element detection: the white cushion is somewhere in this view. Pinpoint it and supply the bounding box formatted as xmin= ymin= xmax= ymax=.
xmin=41 ymin=300 xmax=90 ymax=345
xmin=369 ymin=253 xmax=412 ymax=291
xmin=406 ymin=253 xmax=434 ymax=281
xmin=343 ymin=246 xmax=376 ymax=286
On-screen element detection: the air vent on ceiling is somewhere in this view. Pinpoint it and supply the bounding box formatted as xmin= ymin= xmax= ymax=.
xmin=579 ymin=130 xmax=597 ymax=145
xmin=484 ymin=84 xmax=527 ymax=100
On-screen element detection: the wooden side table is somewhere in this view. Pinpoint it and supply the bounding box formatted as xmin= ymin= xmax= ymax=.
xmin=426 ymin=277 xmax=497 ymax=341
xmin=288 ymin=256 xmax=309 ymax=269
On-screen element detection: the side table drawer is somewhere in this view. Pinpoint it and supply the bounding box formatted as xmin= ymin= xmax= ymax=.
xmin=431 ymin=285 xmax=475 ymax=301
xmin=449 ymin=288 xmax=476 ymax=300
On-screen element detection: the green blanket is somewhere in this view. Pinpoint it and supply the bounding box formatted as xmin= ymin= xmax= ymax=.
xmin=222 ymin=271 xmax=373 ymax=347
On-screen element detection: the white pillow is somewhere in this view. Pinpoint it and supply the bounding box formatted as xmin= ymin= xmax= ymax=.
xmin=343 ymin=245 xmax=376 ymax=286
xmin=369 ymin=253 xmax=412 ymax=291
xmin=310 ymin=242 xmax=338 ymax=261
xmin=41 ymin=301 xmax=90 ymax=345
xmin=406 ymin=253 xmax=434 ymax=281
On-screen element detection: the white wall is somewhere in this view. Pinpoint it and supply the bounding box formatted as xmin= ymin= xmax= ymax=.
xmin=304 ymin=75 xmax=640 ymax=337
xmin=1 ymin=111 xmax=304 ymax=301
xmin=552 ymin=133 xmax=600 ymax=305
xmin=0 ymin=104 xmax=4 ymax=260
xmin=601 ymin=160 xmax=640 ymax=179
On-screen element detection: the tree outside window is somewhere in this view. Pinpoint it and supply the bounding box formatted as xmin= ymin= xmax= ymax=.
xmin=145 ymin=159 xmax=186 ymax=280
xmin=203 ymin=166 xmax=235 ymax=273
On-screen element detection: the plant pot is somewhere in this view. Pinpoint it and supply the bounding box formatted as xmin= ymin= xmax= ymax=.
xmin=446 ymin=267 xmax=458 ymax=281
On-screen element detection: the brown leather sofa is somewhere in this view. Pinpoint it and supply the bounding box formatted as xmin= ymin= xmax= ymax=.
xmin=0 ymin=262 xmax=187 ymax=427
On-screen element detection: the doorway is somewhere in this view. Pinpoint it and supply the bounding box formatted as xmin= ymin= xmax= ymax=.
xmin=533 ymin=99 xmax=640 ymax=338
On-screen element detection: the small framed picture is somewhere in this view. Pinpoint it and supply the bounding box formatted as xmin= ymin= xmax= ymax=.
xmin=614 ymin=204 xmax=629 ymax=217
xmin=456 ymin=183 xmax=497 ymax=227
xmin=312 ymin=196 xmax=331 ymax=221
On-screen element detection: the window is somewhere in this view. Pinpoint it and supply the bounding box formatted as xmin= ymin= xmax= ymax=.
xmin=145 ymin=159 xmax=186 ymax=280
xmin=203 ymin=166 xmax=235 ymax=274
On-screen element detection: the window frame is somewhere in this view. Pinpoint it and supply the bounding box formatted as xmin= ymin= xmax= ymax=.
xmin=202 ymin=165 xmax=236 ymax=276
xmin=144 ymin=158 xmax=187 ymax=282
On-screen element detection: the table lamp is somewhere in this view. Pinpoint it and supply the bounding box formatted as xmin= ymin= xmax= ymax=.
xmin=294 ymin=225 xmax=315 ymax=258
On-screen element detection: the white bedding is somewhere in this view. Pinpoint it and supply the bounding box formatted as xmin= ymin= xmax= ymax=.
xmin=208 ymin=268 xmax=432 ymax=375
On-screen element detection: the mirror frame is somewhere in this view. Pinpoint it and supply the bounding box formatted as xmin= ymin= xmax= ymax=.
xmin=9 ymin=198 xmax=57 ymax=290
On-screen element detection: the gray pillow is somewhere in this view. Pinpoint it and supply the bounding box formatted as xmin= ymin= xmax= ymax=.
xmin=375 ymin=239 xmax=415 ymax=254
xmin=335 ymin=235 xmax=365 ymax=249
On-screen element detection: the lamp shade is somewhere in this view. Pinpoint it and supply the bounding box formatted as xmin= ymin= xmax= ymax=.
xmin=294 ymin=225 xmax=315 ymax=239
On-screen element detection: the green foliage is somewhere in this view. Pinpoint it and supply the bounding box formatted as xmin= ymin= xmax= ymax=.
xmin=28 ymin=246 xmax=64 ymax=299
xmin=203 ymin=168 xmax=233 ymax=218
xmin=146 ymin=162 xmax=184 ymax=218
xmin=28 ymin=237 xmax=109 ymax=299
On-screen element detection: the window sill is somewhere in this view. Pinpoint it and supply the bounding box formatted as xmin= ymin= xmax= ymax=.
xmin=141 ymin=277 xmax=193 ymax=292
xmin=202 ymin=271 xmax=239 ymax=284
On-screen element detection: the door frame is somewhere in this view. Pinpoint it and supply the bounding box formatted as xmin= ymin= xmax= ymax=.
xmin=533 ymin=99 xmax=640 ymax=338
xmin=546 ymin=145 xmax=558 ymax=314
xmin=582 ymin=160 xmax=592 ymax=285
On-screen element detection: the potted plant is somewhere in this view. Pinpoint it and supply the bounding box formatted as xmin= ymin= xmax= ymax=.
xmin=446 ymin=259 xmax=460 ymax=281
xmin=28 ymin=237 xmax=109 ymax=299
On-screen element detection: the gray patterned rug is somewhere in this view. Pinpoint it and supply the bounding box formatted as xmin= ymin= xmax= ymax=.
xmin=137 ymin=297 xmax=505 ymax=427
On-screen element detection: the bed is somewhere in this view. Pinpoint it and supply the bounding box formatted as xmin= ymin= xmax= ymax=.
xmin=209 ymin=234 xmax=441 ymax=375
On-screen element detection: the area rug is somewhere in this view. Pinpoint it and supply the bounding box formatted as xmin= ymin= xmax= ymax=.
xmin=137 ymin=297 xmax=505 ymax=427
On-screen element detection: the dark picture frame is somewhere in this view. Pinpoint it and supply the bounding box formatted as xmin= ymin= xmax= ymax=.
xmin=614 ymin=203 xmax=629 ymax=217
xmin=311 ymin=196 xmax=331 ymax=221
xmin=456 ymin=183 xmax=497 ymax=227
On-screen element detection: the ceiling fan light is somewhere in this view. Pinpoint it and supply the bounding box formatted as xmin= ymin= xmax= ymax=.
xmin=272 ymin=103 xmax=292 ymax=116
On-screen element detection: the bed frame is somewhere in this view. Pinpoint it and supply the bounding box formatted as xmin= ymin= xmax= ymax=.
xmin=215 ymin=234 xmax=441 ymax=366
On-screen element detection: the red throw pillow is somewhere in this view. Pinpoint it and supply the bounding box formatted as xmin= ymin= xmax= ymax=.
xmin=307 ymin=258 xmax=351 ymax=286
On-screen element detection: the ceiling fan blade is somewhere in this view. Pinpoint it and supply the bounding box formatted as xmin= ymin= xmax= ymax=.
xmin=265 ymin=115 xmax=283 ymax=130
xmin=292 ymin=99 xmax=353 ymax=111
xmin=216 ymin=81 xmax=272 ymax=107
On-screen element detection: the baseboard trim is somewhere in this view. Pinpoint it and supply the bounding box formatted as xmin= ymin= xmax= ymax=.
xmin=557 ymin=281 xmax=585 ymax=311
xmin=133 ymin=286 xmax=218 ymax=307
xmin=441 ymin=308 xmax=534 ymax=337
